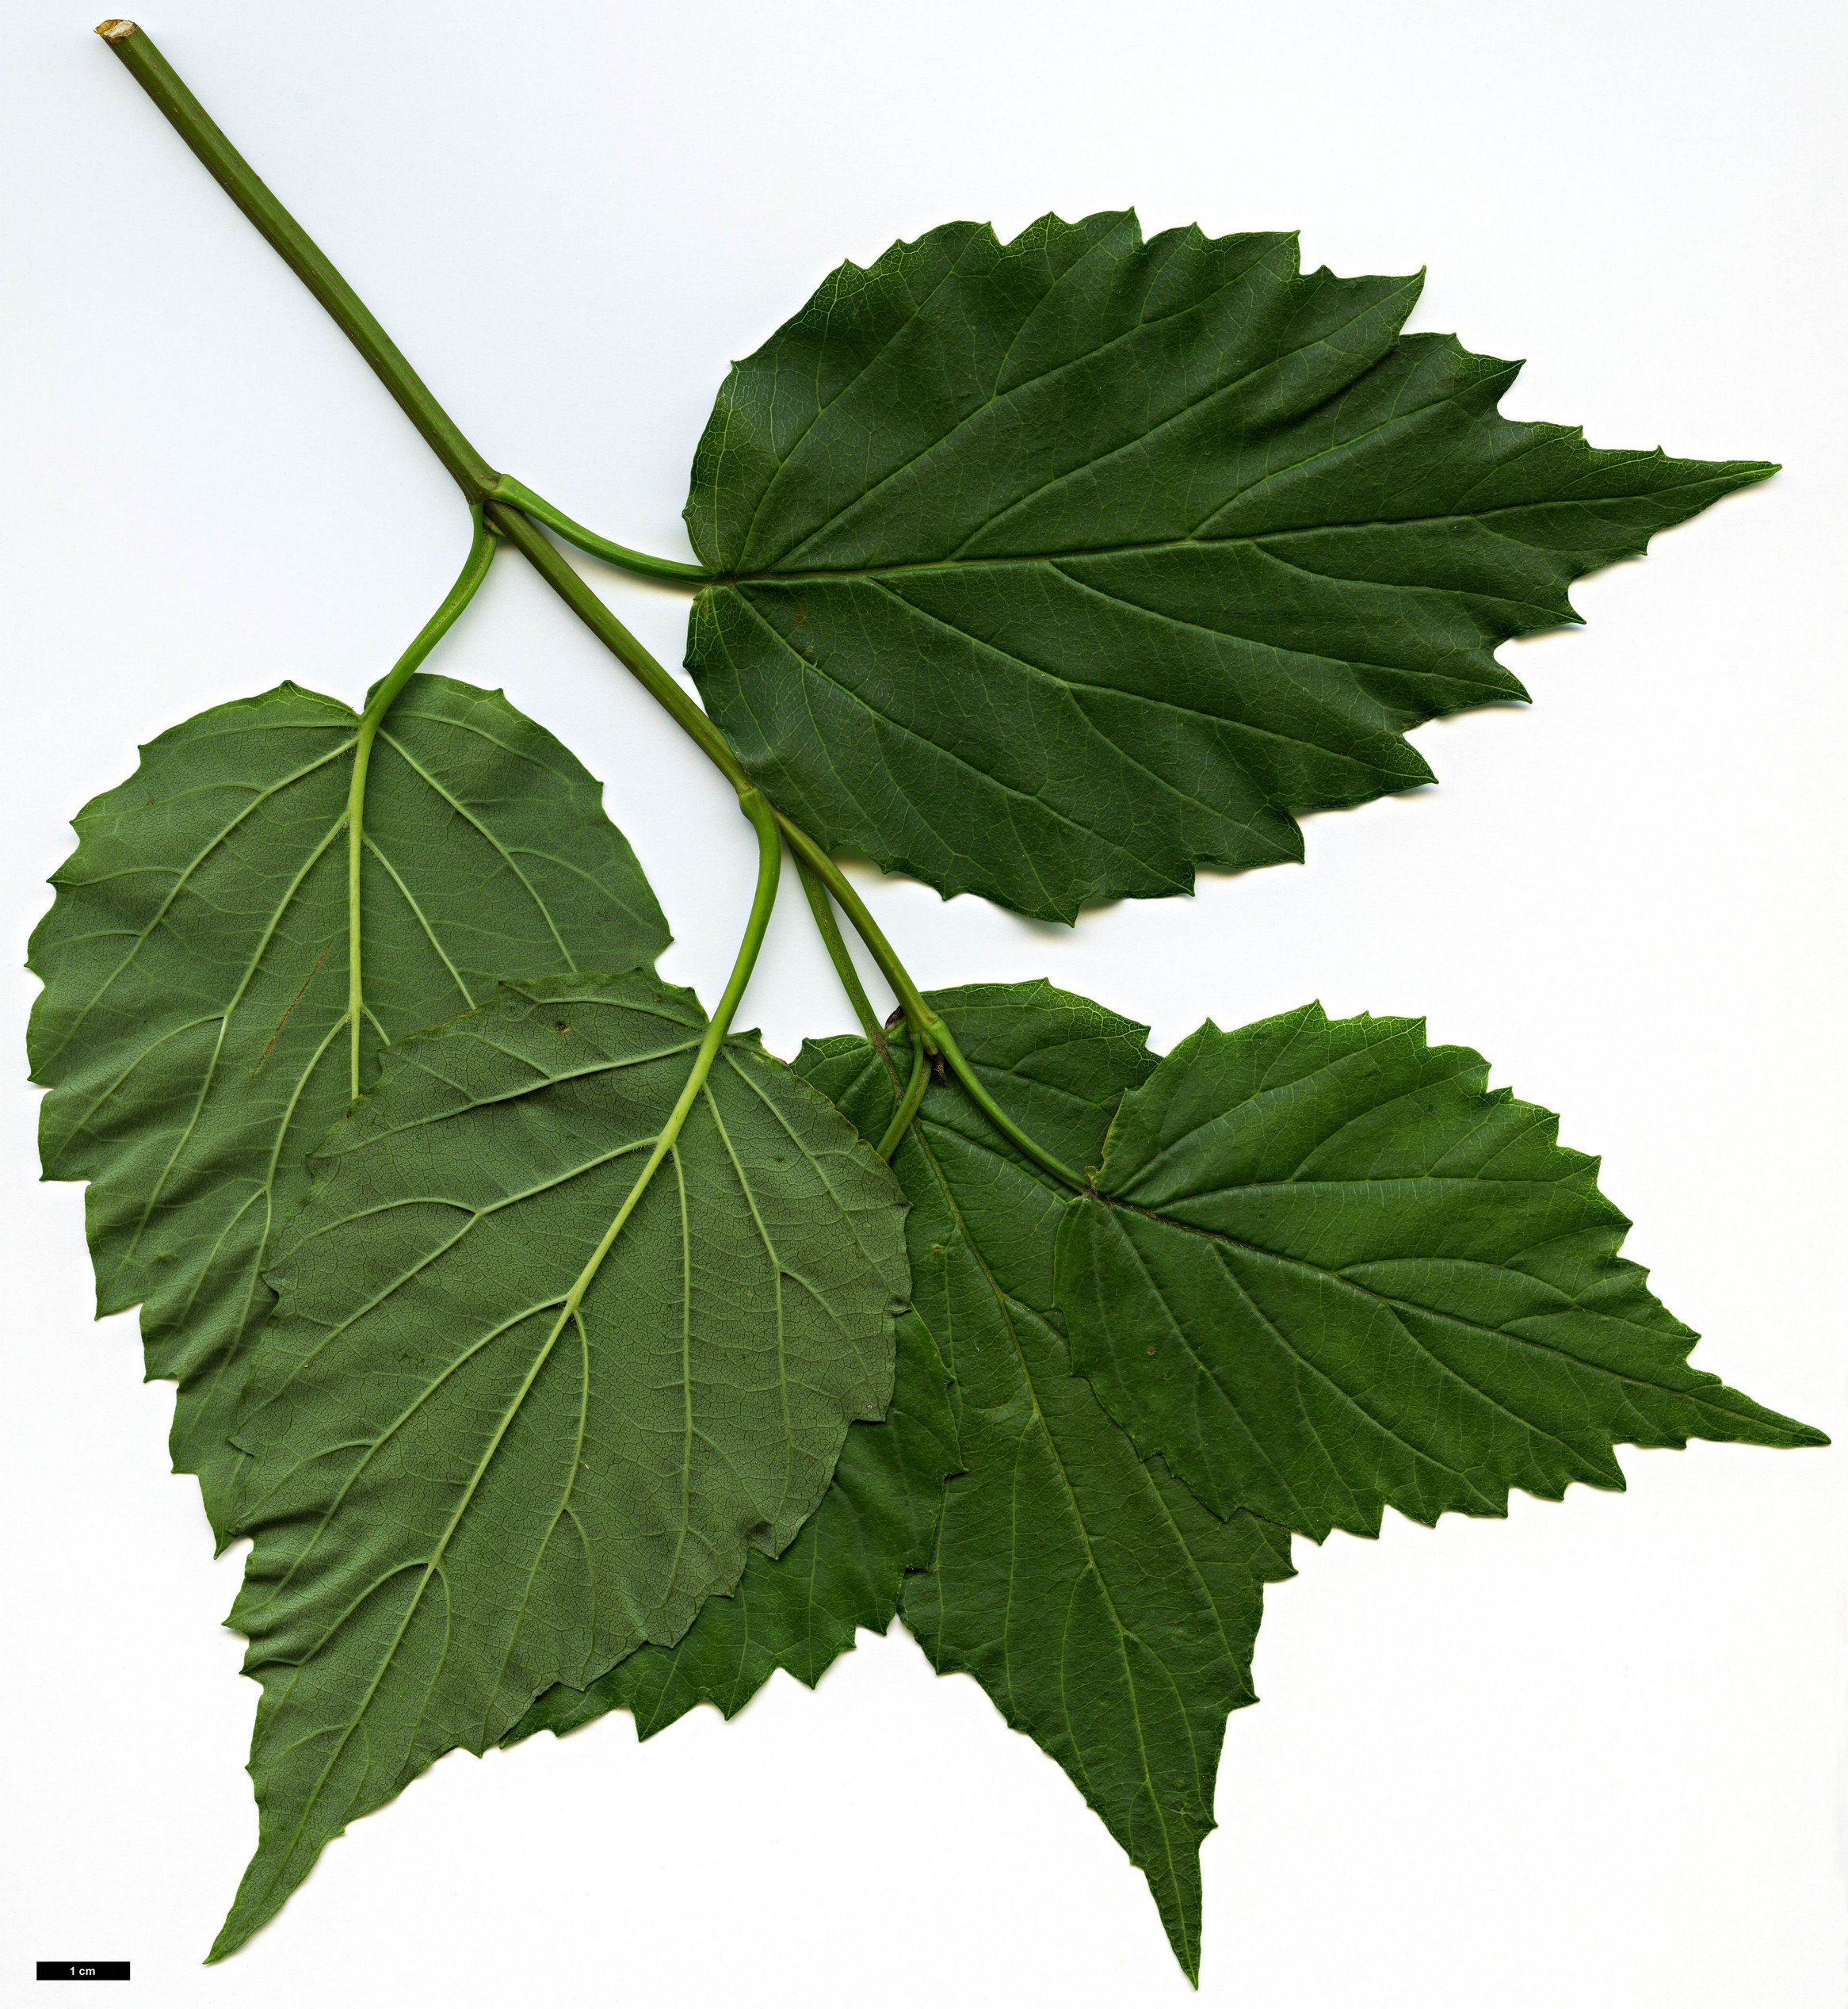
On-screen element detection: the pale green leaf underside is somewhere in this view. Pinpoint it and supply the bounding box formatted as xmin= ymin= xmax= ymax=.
xmin=211 ymin=974 xmax=908 ymax=1958
xmin=801 ymin=985 xmax=1295 ymax=1984
xmin=26 ymin=676 xmax=668 ymax=1537
xmin=685 ymin=210 xmax=1774 ymax=921
xmin=1058 ymin=1005 xmax=1827 ymax=1542
xmin=506 ymin=1306 xmax=957 ymax=1745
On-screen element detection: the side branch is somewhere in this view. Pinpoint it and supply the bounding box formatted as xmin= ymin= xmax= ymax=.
xmin=97 ymin=19 xmax=1086 ymax=1202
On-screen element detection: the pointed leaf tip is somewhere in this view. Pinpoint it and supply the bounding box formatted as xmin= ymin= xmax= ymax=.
xmin=802 ymin=983 xmax=1292 ymax=1980
xmin=214 ymin=973 xmax=907 ymax=1951
xmin=1060 ymin=1004 xmax=1827 ymax=1541
xmin=685 ymin=212 xmax=1764 ymax=919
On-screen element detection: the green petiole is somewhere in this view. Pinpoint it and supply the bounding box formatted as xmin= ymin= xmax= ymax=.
xmin=770 ymin=819 xmax=937 ymax=1045
xmin=793 ymin=852 xmax=887 ymax=1048
xmin=926 ymin=1018 xmax=1084 ymax=1190
xmin=344 ymin=510 xmax=497 ymax=1098
xmin=554 ymin=786 xmax=783 ymax=1313
xmin=97 ymin=17 xmax=1082 ymax=1194
xmin=782 ymin=832 xmax=1083 ymax=1185
xmin=486 ymin=476 xmax=710 ymax=587
xmin=876 ymin=1041 xmax=930 ymax=1159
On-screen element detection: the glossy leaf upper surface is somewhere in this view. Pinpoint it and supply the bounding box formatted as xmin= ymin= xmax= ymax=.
xmin=212 ymin=974 xmax=907 ymax=1957
xmin=1058 ymin=1005 xmax=1827 ymax=1541
xmin=685 ymin=212 xmax=1773 ymax=920
xmin=803 ymin=985 xmax=1295 ymax=1983
xmin=27 ymin=677 xmax=669 ymax=1536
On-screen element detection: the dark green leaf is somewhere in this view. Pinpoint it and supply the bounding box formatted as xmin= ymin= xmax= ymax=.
xmin=1058 ymin=1005 xmax=1827 ymax=1542
xmin=803 ymin=985 xmax=1295 ymax=1983
xmin=684 ymin=212 xmax=1773 ymax=921
xmin=27 ymin=676 xmax=669 ymax=1537
xmin=505 ymin=1305 xmax=957 ymax=1746
xmin=211 ymin=973 xmax=908 ymax=1958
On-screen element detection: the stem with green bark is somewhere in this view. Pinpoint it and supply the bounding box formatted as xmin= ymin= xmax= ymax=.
xmin=345 ymin=509 xmax=498 ymax=1096
xmin=96 ymin=19 xmax=496 ymax=501
xmin=96 ymin=17 xmax=1086 ymax=1192
xmin=480 ymin=501 xmax=753 ymax=790
xmin=771 ymin=821 xmax=937 ymax=1042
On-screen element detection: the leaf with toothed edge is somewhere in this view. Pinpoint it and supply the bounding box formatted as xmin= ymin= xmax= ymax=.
xmin=25 ymin=118 xmax=1816 ymax=1987
xmin=208 ymin=972 xmax=908 ymax=1959
xmin=1056 ymin=1003 xmax=1827 ymax=1543
xmin=800 ymin=984 xmax=1296 ymax=1985
xmin=26 ymin=674 xmax=670 ymax=1542
xmin=504 ymin=1305 xmax=958 ymax=1746
xmin=682 ymin=209 xmax=1774 ymax=921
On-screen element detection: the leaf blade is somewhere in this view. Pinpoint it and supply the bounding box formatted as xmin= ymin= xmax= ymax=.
xmin=212 ymin=973 xmax=908 ymax=1957
xmin=28 ymin=676 xmax=670 ymax=1537
xmin=505 ymin=1304 xmax=957 ymax=1744
xmin=1058 ymin=1005 xmax=1827 ymax=1541
xmin=685 ymin=213 xmax=1773 ymax=920
xmin=803 ymin=984 xmax=1295 ymax=1982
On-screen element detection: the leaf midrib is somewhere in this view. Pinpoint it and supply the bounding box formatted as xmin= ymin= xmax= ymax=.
xmin=908 ymin=1113 xmax=1201 ymax=1971
xmin=1095 ymin=1189 xmax=1749 ymax=1421
xmin=236 ymin=1032 xmax=865 ymax=1923
xmin=723 ymin=478 xmax=1750 ymax=589
xmin=860 ymin=571 xmax=1432 ymax=783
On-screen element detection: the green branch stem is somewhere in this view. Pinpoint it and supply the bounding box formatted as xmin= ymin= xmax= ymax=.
xmin=97 ymin=16 xmax=1084 ymax=1194
xmin=483 ymin=501 xmax=754 ymax=793
xmin=96 ymin=21 xmax=496 ymax=500
xmin=775 ymin=829 xmax=1083 ymax=1186
xmin=345 ymin=510 xmax=498 ymax=1096
xmin=487 ymin=476 xmax=709 ymax=586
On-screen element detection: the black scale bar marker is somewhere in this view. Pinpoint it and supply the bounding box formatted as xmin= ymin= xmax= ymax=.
xmin=36 ymin=1963 xmax=130 ymax=1981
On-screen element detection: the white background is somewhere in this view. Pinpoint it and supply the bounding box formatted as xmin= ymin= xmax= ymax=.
xmin=2 ymin=2 xmax=1843 ymax=2003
